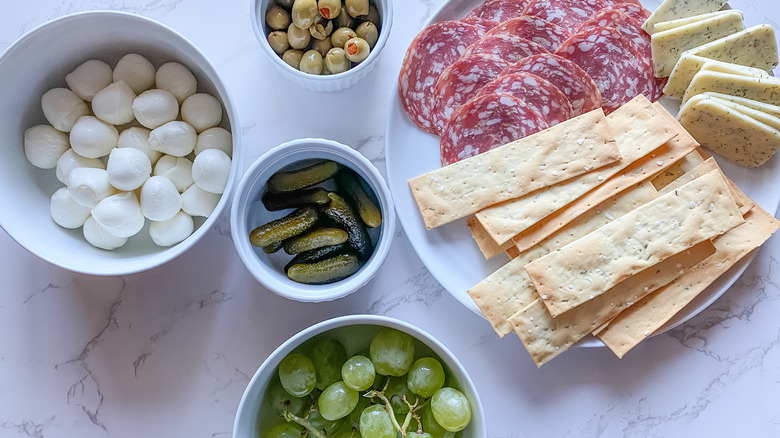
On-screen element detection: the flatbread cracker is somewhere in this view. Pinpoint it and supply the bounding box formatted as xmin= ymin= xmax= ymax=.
xmin=651 ymin=149 xmax=706 ymax=190
xmin=657 ymin=157 xmax=752 ymax=214
xmin=466 ymin=216 xmax=513 ymax=260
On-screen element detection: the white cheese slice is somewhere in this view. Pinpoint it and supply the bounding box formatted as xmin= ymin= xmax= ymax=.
xmin=651 ymin=11 xmax=745 ymax=77
xmin=701 ymin=91 xmax=780 ymax=118
xmin=684 ymin=24 xmax=779 ymax=73
xmin=642 ymin=0 xmax=729 ymax=34
xmin=653 ymin=10 xmax=736 ymax=33
xmin=665 ymin=54 xmax=772 ymax=98
xmin=700 ymin=94 xmax=780 ymax=130
xmin=682 ymin=70 xmax=780 ymax=106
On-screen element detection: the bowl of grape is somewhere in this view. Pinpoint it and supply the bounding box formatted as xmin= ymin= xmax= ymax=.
xmin=233 ymin=314 xmax=485 ymax=438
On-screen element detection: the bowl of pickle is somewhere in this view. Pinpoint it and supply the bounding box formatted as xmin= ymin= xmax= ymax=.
xmin=233 ymin=314 xmax=486 ymax=438
xmin=250 ymin=0 xmax=392 ymax=91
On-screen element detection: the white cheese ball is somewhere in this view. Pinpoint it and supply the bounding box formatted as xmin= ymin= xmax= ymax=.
xmin=181 ymin=184 xmax=220 ymax=217
xmin=91 ymin=191 xmax=145 ymax=238
xmin=154 ymin=155 xmax=194 ymax=192
xmin=65 ymin=59 xmax=113 ymax=102
xmin=113 ymin=53 xmax=156 ymax=94
xmin=106 ymin=147 xmax=152 ymax=191
xmin=140 ymin=176 xmax=182 ymax=221
xmin=41 ymin=88 xmax=89 ymax=132
xmin=149 ymin=211 xmax=194 ymax=247
xmin=192 ymin=148 xmax=231 ymax=194
xmin=69 ymin=116 xmax=119 ymax=159
xmin=181 ymin=93 xmax=222 ymax=133
xmin=56 ymin=149 xmax=105 ymax=184
xmin=132 ymin=89 xmax=179 ymax=129
xmin=148 ymin=121 xmax=196 ymax=157
xmin=68 ymin=167 xmax=118 ymax=208
xmin=24 ymin=125 xmax=70 ymax=169
xmin=155 ymin=62 xmax=197 ymax=103
xmin=92 ymin=81 xmax=137 ymax=125
xmin=195 ymin=127 xmax=232 ymax=157
xmin=118 ymin=127 xmax=161 ymax=165
xmin=83 ymin=216 xmax=128 ymax=250
xmin=50 ymin=187 xmax=91 ymax=229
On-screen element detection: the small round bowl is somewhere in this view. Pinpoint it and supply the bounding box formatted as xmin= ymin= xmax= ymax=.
xmin=231 ymin=138 xmax=395 ymax=302
xmin=250 ymin=0 xmax=393 ymax=92
xmin=0 ymin=11 xmax=242 ymax=275
xmin=233 ymin=314 xmax=486 ymax=438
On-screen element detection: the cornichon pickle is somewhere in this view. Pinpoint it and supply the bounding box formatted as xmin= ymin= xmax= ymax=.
xmin=335 ymin=169 xmax=382 ymax=228
xmin=262 ymin=187 xmax=331 ymax=211
xmin=324 ymin=192 xmax=373 ymax=261
xmin=283 ymin=227 xmax=349 ymax=254
xmin=267 ymin=160 xmax=339 ymax=192
xmin=287 ymin=253 xmax=361 ymax=284
xmin=249 ymin=207 xmax=319 ymax=248
xmin=262 ymin=240 xmax=284 ymax=254
xmin=283 ymin=243 xmax=348 ymax=272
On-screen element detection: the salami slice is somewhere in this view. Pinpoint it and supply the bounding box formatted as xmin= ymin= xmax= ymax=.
xmin=485 ymin=15 xmax=569 ymax=51
xmin=555 ymin=26 xmax=654 ymax=113
xmin=522 ymin=0 xmax=608 ymax=33
xmin=466 ymin=0 xmax=531 ymax=23
xmin=462 ymin=34 xmax=549 ymax=64
xmin=460 ymin=16 xmax=500 ymax=34
xmin=475 ymin=72 xmax=573 ymax=126
xmin=503 ymin=53 xmax=602 ymax=115
xmin=611 ymin=2 xmax=652 ymax=22
xmin=440 ymin=93 xmax=549 ymax=165
xmin=398 ymin=21 xmax=483 ymax=134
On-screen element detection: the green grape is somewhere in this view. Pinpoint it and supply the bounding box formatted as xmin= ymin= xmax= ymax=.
xmin=319 ymin=381 xmax=359 ymax=421
xmin=311 ymin=338 xmax=348 ymax=390
xmin=385 ymin=375 xmax=414 ymax=415
xmin=430 ymin=388 xmax=471 ymax=433
xmin=279 ymin=353 xmax=317 ymax=397
xmin=331 ymin=422 xmax=364 ymax=438
xmin=407 ymin=433 xmax=432 ymax=438
xmin=420 ymin=405 xmax=455 ymax=438
xmin=347 ymin=395 xmax=372 ymax=427
xmin=266 ymin=376 xmax=308 ymax=418
xmin=407 ymin=357 xmax=445 ymax=398
xmin=369 ymin=328 xmax=415 ymax=376
xmin=309 ymin=408 xmax=345 ymax=436
xmin=359 ymin=404 xmax=395 ymax=438
xmin=265 ymin=422 xmax=305 ymax=438
xmin=342 ymin=355 xmax=376 ymax=391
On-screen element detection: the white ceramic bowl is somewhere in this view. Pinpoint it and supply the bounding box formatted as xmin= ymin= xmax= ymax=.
xmin=250 ymin=0 xmax=393 ymax=92
xmin=0 ymin=11 xmax=242 ymax=275
xmin=231 ymin=138 xmax=395 ymax=301
xmin=233 ymin=314 xmax=486 ymax=438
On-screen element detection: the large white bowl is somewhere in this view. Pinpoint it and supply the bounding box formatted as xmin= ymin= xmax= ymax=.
xmin=231 ymin=138 xmax=395 ymax=302
xmin=233 ymin=314 xmax=487 ymax=437
xmin=0 ymin=11 xmax=242 ymax=275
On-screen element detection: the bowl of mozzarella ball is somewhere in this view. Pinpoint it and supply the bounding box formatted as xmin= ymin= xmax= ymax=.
xmin=0 ymin=11 xmax=241 ymax=275
xmin=234 ymin=314 xmax=486 ymax=438
xmin=251 ymin=0 xmax=392 ymax=91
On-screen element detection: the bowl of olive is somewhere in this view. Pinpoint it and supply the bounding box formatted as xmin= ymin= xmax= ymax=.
xmin=250 ymin=0 xmax=392 ymax=92
xmin=231 ymin=138 xmax=395 ymax=301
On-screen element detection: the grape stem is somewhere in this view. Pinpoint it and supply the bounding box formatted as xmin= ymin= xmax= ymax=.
xmin=282 ymin=408 xmax=327 ymax=438
xmin=363 ymin=388 xmax=429 ymax=437
xmin=365 ymin=389 xmax=405 ymax=435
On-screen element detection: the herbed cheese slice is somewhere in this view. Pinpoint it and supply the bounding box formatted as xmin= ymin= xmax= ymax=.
xmin=684 ymin=24 xmax=779 ymax=73
xmin=700 ymin=59 xmax=771 ymax=78
xmin=682 ymin=70 xmax=780 ymax=106
xmin=702 ymin=93 xmax=780 ymax=130
xmin=524 ymin=170 xmax=744 ymax=317
xmin=651 ymin=11 xmax=745 ymax=77
xmin=701 ymin=91 xmax=780 ymax=118
xmin=642 ymin=0 xmax=728 ymax=34
xmin=665 ymin=53 xmax=775 ymax=99
xmin=653 ymin=10 xmax=737 ymax=33
xmin=407 ymin=109 xmax=621 ymax=229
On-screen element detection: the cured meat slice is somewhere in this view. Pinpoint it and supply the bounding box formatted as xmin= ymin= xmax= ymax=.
xmin=475 ymin=72 xmax=574 ymax=125
xmin=555 ymin=26 xmax=654 ymax=113
xmin=460 ymin=16 xmax=500 ymax=34
xmin=503 ymin=53 xmax=602 ymax=115
xmin=432 ymin=54 xmax=509 ymax=135
xmin=398 ymin=21 xmax=483 ymax=134
xmin=440 ymin=93 xmax=549 ymax=165
xmin=466 ymin=0 xmax=531 ymax=23
xmin=611 ymin=2 xmax=652 ymax=22
xmin=485 ymin=15 xmax=569 ymax=51
xmin=462 ymin=34 xmax=549 ymax=64
xmin=522 ymin=0 xmax=608 ymax=32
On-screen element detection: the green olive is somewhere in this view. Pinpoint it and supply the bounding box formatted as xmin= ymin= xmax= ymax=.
xmin=291 ymin=0 xmax=319 ymax=29
xmin=355 ymin=21 xmax=378 ymax=47
xmin=344 ymin=0 xmax=368 ymax=18
xmin=312 ymin=37 xmax=333 ymax=57
xmin=366 ymin=4 xmax=381 ymax=28
xmin=344 ymin=37 xmax=370 ymax=62
xmin=299 ymin=50 xmax=324 ymax=74
xmin=287 ymin=23 xmax=311 ymax=49
xmin=277 ymin=0 xmax=295 ymax=9
xmin=324 ymin=47 xmax=350 ymax=74
xmin=317 ymin=0 xmax=342 ymax=19
xmin=266 ymin=5 xmax=291 ymax=30
xmin=268 ymin=31 xmax=290 ymax=55
xmin=334 ymin=7 xmax=355 ymax=28
xmin=331 ymin=27 xmax=356 ymax=48
xmin=309 ymin=16 xmax=333 ymax=40
xmin=282 ymin=49 xmax=304 ymax=69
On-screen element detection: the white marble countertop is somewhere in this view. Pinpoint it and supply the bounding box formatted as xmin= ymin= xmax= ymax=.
xmin=1 ymin=0 xmax=779 ymax=437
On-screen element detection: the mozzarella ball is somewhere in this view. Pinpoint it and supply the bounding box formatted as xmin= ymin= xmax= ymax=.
xmin=148 ymin=121 xmax=196 ymax=157
xmin=149 ymin=211 xmax=194 ymax=247
xmin=132 ymin=89 xmax=179 ymax=129
xmin=192 ymin=149 xmax=231 ymax=194
xmin=154 ymin=155 xmax=194 ymax=192
xmin=181 ymin=93 xmax=222 ymax=133
xmin=56 ymin=149 xmax=105 ymax=184
xmin=140 ymin=176 xmax=182 ymax=221
xmin=50 ymin=187 xmax=91 ymax=229
xmin=41 ymin=88 xmax=89 ymax=132
xmin=195 ymin=127 xmax=232 ymax=157
xmin=106 ymin=147 xmax=152 ymax=191
xmin=91 ymin=191 xmax=145 ymax=238
xmin=68 ymin=167 xmax=118 ymax=208
xmin=181 ymin=184 xmax=221 ymax=217
xmin=83 ymin=216 xmax=128 ymax=250
xmin=69 ymin=116 xmax=119 ymax=159
xmin=155 ymin=62 xmax=197 ymax=103
xmin=24 ymin=125 xmax=70 ymax=169
xmin=113 ymin=53 xmax=156 ymax=94
xmin=65 ymin=59 xmax=113 ymax=101
xmin=118 ymin=127 xmax=161 ymax=165
xmin=91 ymin=81 xmax=137 ymax=125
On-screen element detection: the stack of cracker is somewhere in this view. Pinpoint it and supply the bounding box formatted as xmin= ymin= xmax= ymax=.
xmin=408 ymin=95 xmax=780 ymax=367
